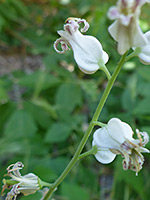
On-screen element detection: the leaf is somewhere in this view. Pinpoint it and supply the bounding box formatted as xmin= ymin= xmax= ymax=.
xmin=4 ymin=109 xmax=37 ymax=139
xmin=61 ymin=182 xmax=90 ymax=200
xmin=56 ymin=82 xmax=82 ymax=118
xmin=10 ymin=0 xmax=29 ymax=17
xmin=138 ymin=67 xmax=150 ymax=81
xmin=134 ymin=97 xmax=150 ymax=115
xmin=24 ymin=101 xmax=52 ymax=129
xmin=18 ymin=70 xmax=60 ymax=91
xmin=121 ymin=89 xmax=133 ymax=112
xmin=31 ymin=98 xmax=58 ymax=120
xmin=20 ymin=191 xmax=43 ymax=200
xmin=45 ymin=122 xmax=72 ymax=143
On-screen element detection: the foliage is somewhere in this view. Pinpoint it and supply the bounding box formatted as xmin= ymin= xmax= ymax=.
xmin=0 ymin=0 xmax=150 ymax=200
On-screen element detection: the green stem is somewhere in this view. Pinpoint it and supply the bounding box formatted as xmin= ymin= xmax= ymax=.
xmin=92 ymin=121 xmax=106 ymax=127
xmin=100 ymin=65 xmax=112 ymax=80
xmin=125 ymin=47 xmax=141 ymax=62
xmin=43 ymin=51 xmax=128 ymax=200
xmin=39 ymin=179 xmax=52 ymax=189
xmin=78 ymin=145 xmax=98 ymax=160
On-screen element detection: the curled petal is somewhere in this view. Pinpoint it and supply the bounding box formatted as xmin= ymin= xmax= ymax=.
xmin=53 ymin=38 xmax=70 ymax=54
xmin=107 ymin=6 xmax=120 ymax=20
xmin=136 ymin=129 xmax=149 ymax=145
xmin=65 ymin=17 xmax=89 ymax=33
xmin=7 ymin=162 xmax=23 ymax=178
xmin=77 ymin=18 xmax=90 ymax=32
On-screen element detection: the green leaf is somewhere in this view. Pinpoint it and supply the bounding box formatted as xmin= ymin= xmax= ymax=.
xmin=4 ymin=109 xmax=37 ymax=139
xmin=10 ymin=0 xmax=29 ymax=17
xmin=18 ymin=70 xmax=60 ymax=91
xmin=20 ymin=191 xmax=42 ymax=200
xmin=24 ymin=101 xmax=52 ymax=129
xmin=134 ymin=97 xmax=150 ymax=115
xmin=137 ymin=81 xmax=150 ymax=97
xmin=31 ymin=98 xmax=58 ymax=120
xmin=56 ymin=82 xmax=82 ymax=116
xmin=138 ymin=67 xmax=150 ymax=81
xmin=61 ymin=182 xmax=90 ymax=200
xmin=45 ymin=122 xmax=72 ymax=143
xmin=121 ymin=89 xmax=133 ymax=112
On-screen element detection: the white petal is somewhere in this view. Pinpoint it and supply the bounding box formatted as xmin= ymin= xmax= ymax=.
xmin=108 ymin=20 xmax=130 ymax=54
xmin=138 ymin=31 xmax=150 ymax=65
xmin=131 ymin=22 xmax=148 ymax=47
xmin=93 ymin=141 xmax=116 ymax=164
xmin=95 ymin=148 xmax=116 ymax=164
xmin=107 ymin=118 xmax=133 ymax=144
xmin=102 ymin=51 xmax=109 ymax=64
xmin=120 ymin=14 xmax=132 ymax=26
xmin=108 ymin=20 xmax=118 ymax=41
xmin=93 ymin=126 xmax=121 ymax=150
xmin=70 ymin=33 xmax=106 ymax=73
xmin=107 ymin=6 xmax=120 ymax=20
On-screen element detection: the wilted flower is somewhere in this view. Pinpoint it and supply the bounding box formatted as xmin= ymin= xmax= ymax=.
xmin=107 ymin=0 xmax=149 ymax=55
xmin=2 ymin=162 xmax=40 ymax=200
xmin=135 ymin=31 xmax=150 ymax=65
xmin=92 ymin=118 xmax=149 ymax=175
xmin=54 ymin=17 xmax=109 ymax=74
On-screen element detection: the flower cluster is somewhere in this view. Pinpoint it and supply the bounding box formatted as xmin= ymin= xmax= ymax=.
xmin=2 ymin=162 xmax=40 ymax=200
xmin=92 ymin=118 xmax=149 ymax=175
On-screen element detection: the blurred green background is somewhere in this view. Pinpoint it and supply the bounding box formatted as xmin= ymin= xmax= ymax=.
xmin=0 ymin=0 xmax=150 ymax=199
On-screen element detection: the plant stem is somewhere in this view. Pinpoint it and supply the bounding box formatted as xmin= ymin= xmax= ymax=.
xmin=125 ymin=47 xmax=141 ymax=62
xmin=43 ymin=51 xmax=128 ymax=200
xmin=78 ymin=145 xmax=98 ymax=160
xmin=100 ymin=64 xmax=112 ymax=80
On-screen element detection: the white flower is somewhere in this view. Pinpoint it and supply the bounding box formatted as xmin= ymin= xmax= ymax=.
xmin=107 ymin=0 xmax=149 ymax=55
xmin=135 ymin=31 xmax=150 ymax=65
xmin=4 ymin=162 xmax=40 ymax=200
xmin=54 ymin=17 xmax=109 ymax=74
xmin=92 ymin=118 xmax=149 ymax=175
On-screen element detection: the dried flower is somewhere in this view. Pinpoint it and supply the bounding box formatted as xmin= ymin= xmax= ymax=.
xmin=54 ymin=17 xmax=109 ymax=74
xmin=92 ymin=118 xmax=149 ymax=175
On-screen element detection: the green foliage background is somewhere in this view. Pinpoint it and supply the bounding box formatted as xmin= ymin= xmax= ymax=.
xmin=0 ymin=0 xmax=150 ymax=199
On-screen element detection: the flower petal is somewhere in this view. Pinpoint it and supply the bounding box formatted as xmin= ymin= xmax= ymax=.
xmin=137 ymin=31 xmax=150 ymax=64
xmin=107 ymin=118 xmax=133 ymax=144
xmin=93 ymin=125 xmax=121 ymax=150
xmin=131 ymin=22 xmax=148 ymax=47
xmin=108 ymin=20 xmax=130 ymax=54
xmin=70 ymin=34 xmax=107 ymax=73
xmin=92 ymin=141 xmax=116 ymax=164
xmin=107 ymin=6 xmax=120 ymax=20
